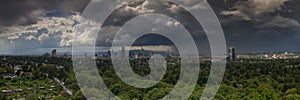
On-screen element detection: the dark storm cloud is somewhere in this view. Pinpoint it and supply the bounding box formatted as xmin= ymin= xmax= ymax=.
xmin=218 ymin=0 xmax=300 ymax=28
xmin=98 ymin=0 xmax=212 ymax=55
xmin=212 ymin=0 xmax=300 ymax=53
xmin=95 ymin=0 xmax=300 ymax=54
xmin=0 ymin=0 xmax=300 ymax=54
xmin=0 ymin=0 xmax=90 ymax=26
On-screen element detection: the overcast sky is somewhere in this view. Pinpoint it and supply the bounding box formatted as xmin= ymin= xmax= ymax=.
xmin=0 ymin=0 xmax=299 ymax=55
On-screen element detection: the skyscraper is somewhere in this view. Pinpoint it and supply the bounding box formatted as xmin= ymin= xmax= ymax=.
xmin=3 ymin=55 xmax=6 ymax=60
xmin=141 ymin=46 xmax=144 ymax=57
xmin=228 ymin=47 xmax=236 ymax=61
xmin=120 ymin=46 xmax=126 ymax=59
xmin=52 ymin=49 xmax=57 ymax=57
xmin=107 ymin=49 xmax=111 ymax=57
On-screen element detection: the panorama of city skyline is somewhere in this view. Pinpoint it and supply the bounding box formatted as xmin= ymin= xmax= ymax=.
xmin=0 ymin=0 xmax=300 ymax=55
xmin=1 ymin=0 xmax=300 ymax=100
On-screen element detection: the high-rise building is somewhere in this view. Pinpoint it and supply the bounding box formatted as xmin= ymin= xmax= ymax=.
xmin=52 ymin=49 xmax=57 ymax=57
xmin=228 ymin=47 xmax=236 ymax=61
xmin=167 ymin=49 xmax=172 ymax=58
xmin=141 ymin=46 xmax=145 ymax=56
xmin=3 ymin=55 xmax=6 ymax=60
xmin=107 ymin=49 xmax=111 ymax=57
xmin=120 ymin=46 xmax=126 ymax=59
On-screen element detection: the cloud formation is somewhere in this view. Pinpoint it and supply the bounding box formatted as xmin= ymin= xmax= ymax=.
xmin=220 ymin=0 xmax=300 ymax=28
xmin=123 ymin=0 xmax=155 ymax=14
xmin=1 ymin=12 xmax=77 ymax=46
xmin=221 ymin=0 xmax=289 ymax=20
xmin=0 ymin=0 xmax=90 ymax=26
xmin=0 ymin=11 xmax=102 ymax=54
xmin=1 ymin=0 xmax=300 ymax=54
xmin=260 ymin=15 xmax=300 ymax=28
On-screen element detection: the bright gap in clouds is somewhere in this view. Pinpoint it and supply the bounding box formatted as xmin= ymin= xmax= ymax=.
xmin=0 ymin=10 xmax=174 ymax=55
xmin=0 ymin=11 xmax=100 ymax=55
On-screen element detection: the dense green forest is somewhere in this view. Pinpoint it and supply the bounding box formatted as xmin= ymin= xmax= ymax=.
xmin=96 ymin=58 xmax=300 ymax=100
xmin=1 ymin=56 xmax=300 ymax=99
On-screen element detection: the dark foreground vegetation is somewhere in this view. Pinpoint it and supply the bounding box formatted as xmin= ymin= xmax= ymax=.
xmin=1 ymin=56 xmax=300 ymax=99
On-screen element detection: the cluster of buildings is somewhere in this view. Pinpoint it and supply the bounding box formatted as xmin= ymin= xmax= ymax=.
xmin=95 ymin=46 xmax=176 ymax=59
xmin=43 ymin=47 xmax=237 ymax=61
xmin=237 ymin=52 xmax=300 ymax=60
xmin=2 ymin=89 xmax=23 ymax=97
xmin=26 ymin=47 xmax=300 ymax=61
xmin=0 ymin=56 xmax=68 ymax=98
xmin=0 ymin=61 xmax=36 ymax=79
xmin=42 ymin=49 xmax=57 ymax=57
xmin=227 ymin=47 xmax=300 ymax=60
xmin=1 ymin=85 xmax=57 ymax=98
xmin=42 ymin=49 xmax=70 ymax=58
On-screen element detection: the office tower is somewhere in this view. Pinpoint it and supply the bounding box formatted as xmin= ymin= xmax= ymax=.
xmin=138 ymin=46 xmax=145 ymax=58
xmin=3 ymin=55 xmax=6 ymax=60
xmin=107 ymin=49 xmax=111 ymax=57
xmin=228 ymin=47 xmax=236 ymax=61
xmin=52 ymin=49 xmax=57 ymax=57
xmin=141 ymin=46 xmax=144 ymax=57
xmin=121 ymin=46 xmax=126 ymax=59
xmin=167 ymin=49 xmax=172 ymax=58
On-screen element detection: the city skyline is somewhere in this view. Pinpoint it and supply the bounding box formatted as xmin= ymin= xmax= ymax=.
xmin=1 ymin=0 xmax=300 ymax=99
xmin=0 ymin=0 xmax=300 ymax=54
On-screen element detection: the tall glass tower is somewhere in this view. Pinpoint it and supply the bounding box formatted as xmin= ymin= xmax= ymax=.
xmin=228 ymin=47 xmax=236 ymax=61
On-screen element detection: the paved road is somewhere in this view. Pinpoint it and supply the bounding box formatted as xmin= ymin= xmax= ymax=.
xmin=54 ymin=77 xmax=73 ymax=95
